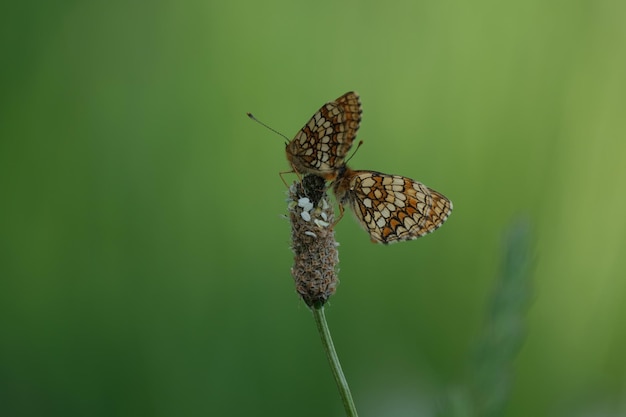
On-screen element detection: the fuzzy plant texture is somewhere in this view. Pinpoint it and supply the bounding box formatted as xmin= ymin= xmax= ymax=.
xmin=287 ymin=174 xmax=339 ymax=308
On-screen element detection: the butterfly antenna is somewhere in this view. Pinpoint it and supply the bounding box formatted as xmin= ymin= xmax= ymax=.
xmin=247 ymin=112 xmax=290 ymax=145
xmin=345 ymin=140 xmax=364 ymax=164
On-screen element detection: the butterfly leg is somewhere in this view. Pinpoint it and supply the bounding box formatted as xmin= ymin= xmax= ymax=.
xmin=278 ymin=170 xmax=293 ymax=188
xmin=279 ymin=164 xmax=305 ymax=188
xmin=332 ymin=203 xmax=346 ymax=229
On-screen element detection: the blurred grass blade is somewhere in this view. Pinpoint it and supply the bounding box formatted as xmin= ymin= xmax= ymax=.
xmin=438 ymin=219 xmax=533 ymax=417
xmin=469 ymin=218 xmax=533 ymax=417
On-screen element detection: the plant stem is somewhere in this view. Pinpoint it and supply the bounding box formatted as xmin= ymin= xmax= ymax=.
xmin=312 ymin=306 xmax=359 ymax=417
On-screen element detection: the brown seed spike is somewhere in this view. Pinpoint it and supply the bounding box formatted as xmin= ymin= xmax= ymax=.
xmin=288 ymin=175 xmax=339 ymax=307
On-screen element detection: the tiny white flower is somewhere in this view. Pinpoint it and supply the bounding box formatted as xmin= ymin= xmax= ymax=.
xmin=304 ymin=231 xmax=317 ymax=238
xmin=320 ymin=212 xmax=328 ymax=221
xmin=314 ymin=219 xmax=330 ymax=228
xmin=298 ymin=197 xmax=312 ymax=209
xmin=300 ymin=211 xmax=311 ymax=222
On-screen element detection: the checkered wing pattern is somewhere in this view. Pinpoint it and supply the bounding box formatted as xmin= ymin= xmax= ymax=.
xmin=333 ymin=168 xmax=452 ymax=244
xmin=286 ymin=92 xmax=361 ymax=180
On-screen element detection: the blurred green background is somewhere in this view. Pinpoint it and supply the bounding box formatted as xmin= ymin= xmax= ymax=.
xmin=2 ymin=0 xmax=626 ymax=416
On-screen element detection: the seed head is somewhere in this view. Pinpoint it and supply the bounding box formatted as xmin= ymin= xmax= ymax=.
xmin=288 ymin=175 xmax=339 ymax=308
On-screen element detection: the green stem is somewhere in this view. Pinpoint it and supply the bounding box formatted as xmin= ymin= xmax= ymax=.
xmin=312 ymin=306 xmax=359 ymax=417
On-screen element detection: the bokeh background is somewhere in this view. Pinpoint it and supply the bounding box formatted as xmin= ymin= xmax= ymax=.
xmin=2 ymin=1 xmax=626 ymax=416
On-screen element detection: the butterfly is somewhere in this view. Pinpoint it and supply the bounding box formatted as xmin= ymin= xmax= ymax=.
xmin=332 ymin=165 xmax=453 ymax=244
xmin=286 ymin=91 xmax=362 ymax=181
